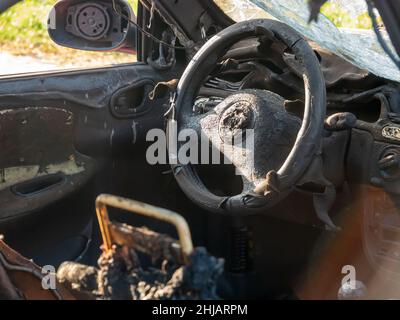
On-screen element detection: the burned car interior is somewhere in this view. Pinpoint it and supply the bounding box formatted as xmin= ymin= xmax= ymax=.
xmin=1 ymin=0 xmax=400 ymax=300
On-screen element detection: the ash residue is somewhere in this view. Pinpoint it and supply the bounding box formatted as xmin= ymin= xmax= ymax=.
xmin=57 ymin=229 xmax=224 ymax=300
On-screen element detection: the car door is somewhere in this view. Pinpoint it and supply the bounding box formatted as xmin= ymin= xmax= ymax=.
xmin=0 ymin=0 xmax=173 ymax=267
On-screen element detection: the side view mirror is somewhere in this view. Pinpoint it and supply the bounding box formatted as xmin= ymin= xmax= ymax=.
xmin=47 ymin=0 xmax=137 ymax=54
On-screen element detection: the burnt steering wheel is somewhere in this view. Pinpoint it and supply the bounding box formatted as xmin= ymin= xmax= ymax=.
xmin=170 ymin=19 xmax=326 ymax=215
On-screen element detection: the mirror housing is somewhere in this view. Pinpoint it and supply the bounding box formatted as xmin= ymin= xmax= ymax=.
xmin=48 ymin=0 xmax=136 ymax=54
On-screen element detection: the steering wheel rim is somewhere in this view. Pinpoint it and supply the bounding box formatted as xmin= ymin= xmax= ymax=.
xmin=170 ymin=19 xmax=326 ymax=215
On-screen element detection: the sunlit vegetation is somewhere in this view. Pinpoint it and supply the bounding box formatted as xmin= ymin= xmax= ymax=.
xmin=0 ymin=0 xmax=138 ymax=67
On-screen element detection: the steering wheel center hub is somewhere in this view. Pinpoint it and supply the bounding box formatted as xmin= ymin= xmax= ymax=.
xmin=219 ymin=100 xmax=255 ymax=143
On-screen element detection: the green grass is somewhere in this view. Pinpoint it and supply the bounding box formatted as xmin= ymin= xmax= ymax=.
xmin=0 ymin=0 xmax=138 ymax=67
xmin=0 ymin=0 xmax=53 ymax=46
xmin=320 ymin=2 xmax=374 ymax=29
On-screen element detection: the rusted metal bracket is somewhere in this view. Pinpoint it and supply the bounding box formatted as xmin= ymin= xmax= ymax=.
xmin=95 ymin=194 xmax=194 ymax=263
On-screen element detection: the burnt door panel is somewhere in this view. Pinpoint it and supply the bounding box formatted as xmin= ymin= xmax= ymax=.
xmin=0 ymin=64 xmax=167 ymax=220
xmin=0 ymin=106 xmax=96 ymax=220
xmin=0 ymin=64 xmax=169 ymax=265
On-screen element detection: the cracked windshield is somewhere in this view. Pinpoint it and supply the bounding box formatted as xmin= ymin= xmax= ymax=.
xmin=215 ymin=0 xmax=400 ymax=82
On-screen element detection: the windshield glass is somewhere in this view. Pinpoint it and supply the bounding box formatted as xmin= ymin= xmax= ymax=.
xmin=214 ymin=0 xmax=400 ymax=82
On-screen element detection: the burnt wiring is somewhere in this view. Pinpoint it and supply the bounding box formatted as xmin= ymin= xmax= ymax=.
xmin=366 ymin=0 xmax=400 ymax=70
xmin=111 ymin=0 xmax=186 ymax=50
